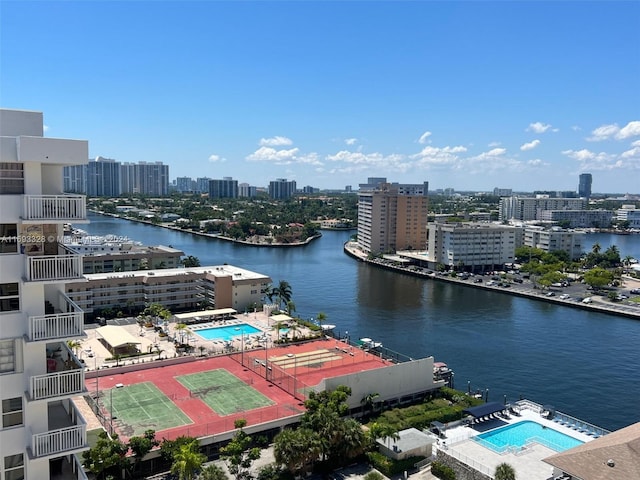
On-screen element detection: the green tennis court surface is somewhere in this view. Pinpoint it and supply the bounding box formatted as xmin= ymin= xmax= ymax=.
xmin=176 ymin=369 xmax=274 ymax=416
xmin=103 ymin=382 xmax=191 ymax=436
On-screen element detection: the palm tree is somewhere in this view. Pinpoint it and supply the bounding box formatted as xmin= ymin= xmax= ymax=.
xmin=623 ymin=255 xmax=634 ymax=272
xmin=274 ymin=321 xmax=284 ymax=342
xmin=286 ymin=300 xmax=296 ymax=316
xmin=494 ymin=462 xmax=516 ymax=480
xmin=591 ymin=242 xmax=601 ymax=254
xmin=289 ymin=322 xmax=301 ymax=341
xmin=360 ymin=392 xmax=380 ymax=418
xmin=67 ymin=339 xmax=82 ymax=358
xmin=316 ymin=312 xmax=327 ymax=329
xmin=170 ymin=440 xmax=206 ymax=480
xmin=175 ymin=323 xmax=188 ymax=344
xmin=182 ymin=255 xmax=201 ymax=268
xmin=276 ymin=280 xmax=292 ymax=311
xmin=198 ymin=464 xmax=228 ymax=480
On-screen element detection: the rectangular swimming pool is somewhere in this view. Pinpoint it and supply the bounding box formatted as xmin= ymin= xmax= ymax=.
xmin=476 ymin=420 xmax=584 ymax=453
xmin=193 ymin=323 xmax=262 ymax=342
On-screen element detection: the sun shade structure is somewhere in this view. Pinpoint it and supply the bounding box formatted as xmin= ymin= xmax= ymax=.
xmin=96 ymin=325 xmax=142 ymax=354
xmin=462 ymin=402 xmax=505 ymax=418
xmin=174 ymin=308 xmax=237 ymax=323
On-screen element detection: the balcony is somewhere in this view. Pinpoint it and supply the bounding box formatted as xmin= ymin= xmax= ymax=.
xmin=30 ymin=400 xmax=87 ymax=459
xmin=29 ymin=342 xmax=87 ymax=401
xmin=30 ymin=368 xmax=86 ymax=401
xmin=25 ymin=244 xmax=83 ymax=282
xmin=22 ymin=195 xmax=87 ymax=223
xmin=28 ymin=294 xmax=85 ymax=342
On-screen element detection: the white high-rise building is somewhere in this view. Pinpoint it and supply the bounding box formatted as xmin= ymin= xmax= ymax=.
xmin=0 ymin=109 xmax=89 ymax=479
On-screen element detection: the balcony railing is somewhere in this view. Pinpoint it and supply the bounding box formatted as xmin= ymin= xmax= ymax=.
xmin=28 ymin=295 xmax=84 ymax=342
xmin=23 ymin=195 xmax=87 ymax=222
xmin=26 ymin=245 xmax=83 ymax=282
xmin=30 ymin=369 xmax=86 ymax=401
xmin=31 ymin=424 xmax=87 ymax=458
xmin=30 ymin=401 xmax=87 ymax=459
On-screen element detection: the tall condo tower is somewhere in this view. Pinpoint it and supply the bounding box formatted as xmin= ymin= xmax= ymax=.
xmin=578 ymin=173 xmax=592 ymax=199
xmin=0 ymin=109 xmax=90 ymax=479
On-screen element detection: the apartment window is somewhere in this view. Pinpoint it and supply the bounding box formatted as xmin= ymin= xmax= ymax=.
xmin=0 ymin=163 xmax=24 ymax=195
xmin=0 ymin=340 xmax=15 ymax=374
xmin=0 ymin=225 xmax=18 ymax=254
xmin=2 ymin=397 xmax=23 ymax=428
xmin=3 ymin=453 xmax=24 ymax=480
xmin=0 ymin=283 xmax=19 ymax=313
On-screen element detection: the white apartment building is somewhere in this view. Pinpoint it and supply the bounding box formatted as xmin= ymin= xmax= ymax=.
xmin=616 ymin=205 xmax=640 ymax=229
xmin=357 ymin=182 xmax=429 ymax=255
xmin=522 ymin=227 xmax=584 ymax=260
xmin=65 ymin=265 xmax=272 ymax=320
xmin=0 ymin=109 xmax=89 ymax=479
xmin=537 ymin=209 xmax=614 ymax=228
xmin=425 ymin=222 xmax=518 ymax=272
xmin=499 ymin=196 xmax=586 ymax=221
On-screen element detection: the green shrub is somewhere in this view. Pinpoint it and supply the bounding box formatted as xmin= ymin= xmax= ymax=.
xmin=430 ymin=461 xmax=456 ymax=480
xmin=364 ymin=472 xmax=384 ymax=480
xmin=366 ymin=452 xmax=424 ymax=477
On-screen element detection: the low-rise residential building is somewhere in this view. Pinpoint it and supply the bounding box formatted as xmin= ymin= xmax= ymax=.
xmin=65 ymin=238 xmax=184 ymax=273
xmin=616 ymin=205 xmax=640 ymax=229
xmin=538 ymin=209 xmax=614 ymax=228
xmin=425 ymin=222 xmax=518 ymax=272
xmin=66 ymin=265 xmax=271 ymax=319
xmin=499 ymin=196 xmax=586 ymax=221
xmin=522 ymin=226 xmax=584 ymax=260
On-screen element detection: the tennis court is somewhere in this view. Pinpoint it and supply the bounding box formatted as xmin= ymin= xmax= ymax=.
xmin=102 ymin=382 xmax=192 ymax=437
xmin=176 ymin=369 xmax=274 ymax=416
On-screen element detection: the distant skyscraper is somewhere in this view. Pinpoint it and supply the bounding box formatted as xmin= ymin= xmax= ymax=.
xmin=209 ymin=177 xmax=238 ymax=198
xmin=195 ymin=177 xmax=211 ymax=193
xmin=238 ymin=182 xmax=257 ymax=198
xmin=579 ymin=173 xmax=592 ymax=199
xmin=269 ymin=178 xmax=297 ymax=199
xmin=176 ymin=176 xmax=194 ymax=192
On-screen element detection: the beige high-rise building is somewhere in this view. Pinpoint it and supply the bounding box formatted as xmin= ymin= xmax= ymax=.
xmin=0 ymin=108 xmax=89 ymax=479
xmin=357 ymin=180 xmax=429 ymax=255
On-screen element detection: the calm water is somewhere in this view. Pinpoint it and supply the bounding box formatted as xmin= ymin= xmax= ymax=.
xmin=81 ymin=214 xmax=640 ymax=431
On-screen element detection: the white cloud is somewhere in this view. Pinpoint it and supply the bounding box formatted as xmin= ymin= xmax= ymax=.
xmin=417 ymin=131 xmax=432 ymax=144
xmin=208 ymin=154 xmax=226 ymax=163
xmin=620 ymin=145 xmax=640 ymax=159
xmin=588 ymin=121 xmax=640 ymax=141
xmin=484 ymin=147 xmax=507 ymax=157
xmin=488 ymin=141 xmax=501 ymax=147
xmin=527 ymin=122 xmax=552 ymax=133
xmin=43 ymin=124 xmax=49 ymax=133
xmin=259 ymin=136 xmax=293 ymax=146
xmin=527 ymin=159 xmax=547 ymax=167
xmin=345 ymin=138 xmax=358 ymax=145
xmin=246 ymin=146 xmax=322 ymax=166
xmin=561 ymin=148 xmax=627 ymax=170
xmin=587 ymin=124 xmax=620 ymax=141
xmin=571 ymin=125 xmax=581 ymax=132
xmin=520 ymin=139 xmax=541 ymax=151
xmin=246 ymin=146 xmax=300 ymax=164
xmin=631 ymin=140 xmax=640 ymax=147
xmin=410 ymin=145 xmax=467 ymax=169
xmin=617 ymin=121 xmax=640 ymax=140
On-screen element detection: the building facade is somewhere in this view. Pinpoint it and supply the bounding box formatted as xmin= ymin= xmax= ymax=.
xmin=578 ymin=173 xmax=593 ymax=199
xmin=522 ymin=227 xmax=584 ymax=260
xmin=268 ymin=178 xmax=297 ymax=200
xmin=425 ymin=222 xmax=518 ymax=272
xmin=0 ymin=108 xmax=89 ymax=479
xmin=66 ymin=265 xmax=272 ymax=319
xmin=538 ymin=209 xmax=614 ymax=228
xmin=499 ymin=196 xmax=586 ymax=222
xmin=357 ymin=181 xmax=429 ymax=255
xmin=209 ymin=177 xmax=238 ymax=199
xmin=238 ymin=182 xmax=257 ymax=198
xmin=616 ymin=205 xmax=640 ymax=229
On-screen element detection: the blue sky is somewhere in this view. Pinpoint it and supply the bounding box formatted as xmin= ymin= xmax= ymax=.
xmin=2 ymin=1 xmax=639 ymax=193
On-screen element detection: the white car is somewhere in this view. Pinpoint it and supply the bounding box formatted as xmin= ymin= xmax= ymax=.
xmin=582 ymin=297 xmax=592 ymax=304
xmin=559 ymin=294 xmax=570 ymax=300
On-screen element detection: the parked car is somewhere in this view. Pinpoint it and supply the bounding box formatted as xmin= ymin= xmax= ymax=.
xmin=546 ymin=292 xmax=555 ymax=297
xmin=630 ymin=288 xmax=640 ymax=295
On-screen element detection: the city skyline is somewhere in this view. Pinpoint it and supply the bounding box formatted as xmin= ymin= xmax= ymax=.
xmin=1 ymin=1 xmax=638 ymax=193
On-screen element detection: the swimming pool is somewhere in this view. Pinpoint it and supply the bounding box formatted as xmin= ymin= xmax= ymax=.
xmin=193 ymin=323 xmax=262 ymax=341
xmin=476 ymin=420 xmax=583 ymax=453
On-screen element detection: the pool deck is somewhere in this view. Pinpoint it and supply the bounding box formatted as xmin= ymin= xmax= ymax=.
xmin=439 ymin=403 xmax=597 ymax=480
